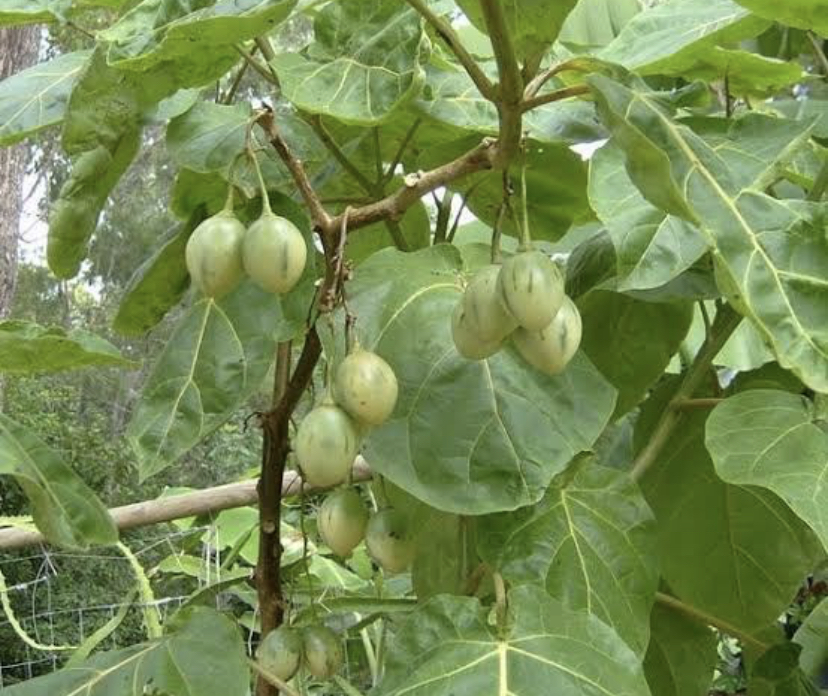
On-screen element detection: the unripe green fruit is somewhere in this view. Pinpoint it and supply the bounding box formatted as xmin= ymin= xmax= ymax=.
xmin=462 ymin=265 xmax=518 ymax=342
xmin=257 ymin=625 xmax=303 ymax=682
xmin=242 ymin=212 xmax=307 ymax=294
xmin=334 ymin=348 xmax=398 ymax=426
xmin=365 ymin=508 xmax=415 ymax=574
xmin=318 ymin=488 xmax=369 ymax=557
xmin=302 ymin=626 xmax=344 ymax=679
xmin=497 ymin=250 xmax=564 ymax=331
xmin=185 ymin=211 xmax=246 ymax=298
xmin=295 ymin=404 xmax=359 ymax=488
xmin=451 ymin=302 xmax=502 ymax=360
xmin=512 ymin=295 xmax=582 ymax=376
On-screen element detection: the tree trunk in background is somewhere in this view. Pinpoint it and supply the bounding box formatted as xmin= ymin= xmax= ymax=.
xmin=0 ymin=26 xmax=38 ymax=319
xmin=0 ymin=26 xmax=39 ymax=405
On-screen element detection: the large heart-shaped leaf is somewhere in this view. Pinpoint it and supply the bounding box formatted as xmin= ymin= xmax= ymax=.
xmin=271 ymin=0 xmax=427 ymax=125
xmin=578 ymin=290 xmax=693 ymax=416
xmin=638 ymin=384 xmax=822 ymax=633
xmin=794 ymin=597 xmax=828 ymax=684
xmin=375 ymin=585 xmax=651 ymax=696
xmin=748 ymin=644 xmax=822 ymax=696
xmin=127 ymin=281 xmax=304 ymax=480
xmin=599 ymin=0 xmax=769 ymax=74
xmin=0 ymin=50 xmax=90 ymax=146
xmin=0 ymin=320 xmax=136 ymax=373
xmin=706 ymin=390 xmax=828 ymax=552
xmin=643 ymin=602 xmax=718 ymax=696
xmin=478 ymin=460 xmax=659 ymax=656
xmin=340 ymin=245 xmax=616 ymax=515
xmin=0 ymin=413 xmax=117 ymax=549
xmin=101 ymin=0 xmax=295 ymax=70
xmin=588 ymin=74 xmax=828 ymax=392
xmin=456 ymin=0 xmax=579 ymax=61
xmin=731 ymin=0 xmax=828 ymax=35
xmin=3 ymin=607 xmax=248 ymax=696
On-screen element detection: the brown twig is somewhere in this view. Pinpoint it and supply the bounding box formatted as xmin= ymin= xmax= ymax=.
xmin=404 ymin=0 xmax=497 ymax=101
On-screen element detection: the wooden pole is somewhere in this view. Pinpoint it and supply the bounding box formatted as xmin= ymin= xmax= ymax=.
xmin=0 ymin=458 xmax=372 ymax=551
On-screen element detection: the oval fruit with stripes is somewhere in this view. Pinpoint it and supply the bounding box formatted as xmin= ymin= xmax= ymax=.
xmin=303 ymin=626 xmax=344 ymax=679
xmin=295 ymin=404 xmax=359 ymax=488
xmin=451 ymin=301 xmax=502 ymax=360
xmin=242 ymin=212 xmax=307 ymax=294
xmin=185 ymin=211 xmax=246 ymax=298
xmin=257 ymin=625 xmax=303 ymax=681
xmin=318 ymin=488 xmax=369 ymax=557
xmin=512 ymin=295 xmax=582 ymax=376
xmin=365 ymin=508 xmax=416 ymax=574
xmin=462 ymin=264 xmax=517 ymax=342
xmin=334 ymin=347 xmax=398 ymax=426
xmin=497 ymin=250 xmax=564 ymax=331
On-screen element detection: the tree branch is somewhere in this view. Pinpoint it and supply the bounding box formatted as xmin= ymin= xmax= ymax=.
xmin=404 ymin=0 xmax=497 ymax=101
xmin=521 ymin=84 xmax=590 ymax=112
xmin=630 ymin=305 xmax=742 ymax=482
xmin=524 ymin=59 xmax=591 ymax=99
xmin=478 ymin=0 xmax=524 ymax=167
xmin=257 ymin=109 xmax=332 ymax=234
xmin=235 ymin=45 xmax=278 ymax=86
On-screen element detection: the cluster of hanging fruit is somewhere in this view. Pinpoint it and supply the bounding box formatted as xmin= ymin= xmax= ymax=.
xmin=185 ymin=169 xmax=307 ymax=300
xmin=257 ymin=623 xmax=344 ymax=683
xmin=452 ymin=239 xmax=581 ymax=375
xmin=298 ymin=345 xmax=415 ymax=573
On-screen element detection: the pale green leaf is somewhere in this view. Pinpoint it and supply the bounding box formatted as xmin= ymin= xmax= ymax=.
xmin=3 ymin=607 xmax=248 ymax=696
xmin=456 ymin=0 xmax=579 ymax=61
xmin=0 ymin=413 xmax=117 ymax=550
xmin=0 ymin=51 xmax=90 ymax=146
xmin=731 ymin=0 xmax=828 ymax=35
xmin=271 ymin=0 xmax=427 ymax=125
xmin=412 ymin=509 xmax=478 ymax=600
xmin=332 ymin=245 xmax=615 ymax=515
xmin=706 ymin=390 xmax=828 ymax=553
xmin=0 ymin=0 xmax=70 ymax=25
xmin=749 ymin=644 xmax=822 ymax=696
xmin=795 ymin=598 xmax=828 ymax=683
xmin=127 ymin=280 xmax=304 ymax=480
xmin=643 ymin=602 xmax=717 ymax=696
xmin=376 ymin=585 xmax=651 ymax=696
xmin=599 ymin=0 xmax=770 ymax=74
xmin=478 ymin=461 xmax=659 ymax=656
xmin=588 ymin=74 xmax=828 ymax=392
xmin=0 ymin=320 xmax=136 ymax=373
xmin=101 ymin=0 xmax=296 ymax=71
xmin=639 ymin=383 xmax=822 ymax=633
xmin=558 ymin=0 xmax=641 ymax=50
xmin=578 ymin=291 xmax=693 ymax=416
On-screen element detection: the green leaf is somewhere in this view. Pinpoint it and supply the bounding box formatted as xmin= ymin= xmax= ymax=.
xmin=589 ymin=141 xmax=706 ymax=292
xmin=794 ymin=598 xmax=828 ymax=683
xmin=113 ymin=210 xmax=203 ymax=337
xmin=638 ymin=383 xmax=822 ymax=633
xmin=577 ymin=291 xmax=693 ymax=416
xmin=478 ymin=460 xmax=659 ymax=656
xmin=0 ymin=320 xmax=136 ymax=373
xmin=588 ymin=74 xmax=828 ymax=392
xmin=127 ymin=281 xmax=298 ymax=480
xmin=3 ymin=607 xmax=248 ymax=696
xmin=0 ymin=413 xmax=118 ymax=550
xmin=456 ymin=0 xmax=579 ymax=61
xmin=0 ymin=51 xmax=90 ymax=146
xmin=339 ymin=245 xmax=616 ymax=515
xmin=749 ymin=644 xmax=822 ymax=696
xmin=376 ymin=585 xmax=651 ymax=696
xmin=731 ymin=0 xmax=828 ymax=35
xmin=643 ymin=602 xmax=718 ymax=696
xmin=0 ymin=0 xmax=70 ymax=25
xmin=271 ymin=0 xmax=427 ymax=125
xmin=706 ymin=390 xmax=828 ymax=553
xmin=599 ymin=0 xmax=770 ymax=74
xmin=412 ymin=509 xmax=478 ymax=600
xmin=347 ymin=199 xmax=430 ymax=264
xmin=101 ymin=0 xmax=296 ymax=71
xmin=558 ymin=0 xmax=641 ymax=51
xmin=415 ymin=63 xmax=604 ymax=145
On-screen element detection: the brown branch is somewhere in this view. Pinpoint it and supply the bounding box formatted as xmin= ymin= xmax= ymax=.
xmin=257 ymin=109 xmax=332 ymax=234
xmin=0 ymin=460 xmax=374 ymax=551
xmin=328 ymin=139 xmax=497 ymax=234
xmin=404 ymin=0 xmax=497 ymax=101
xmin=521 ymin=84 xmax=591 ymax=112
